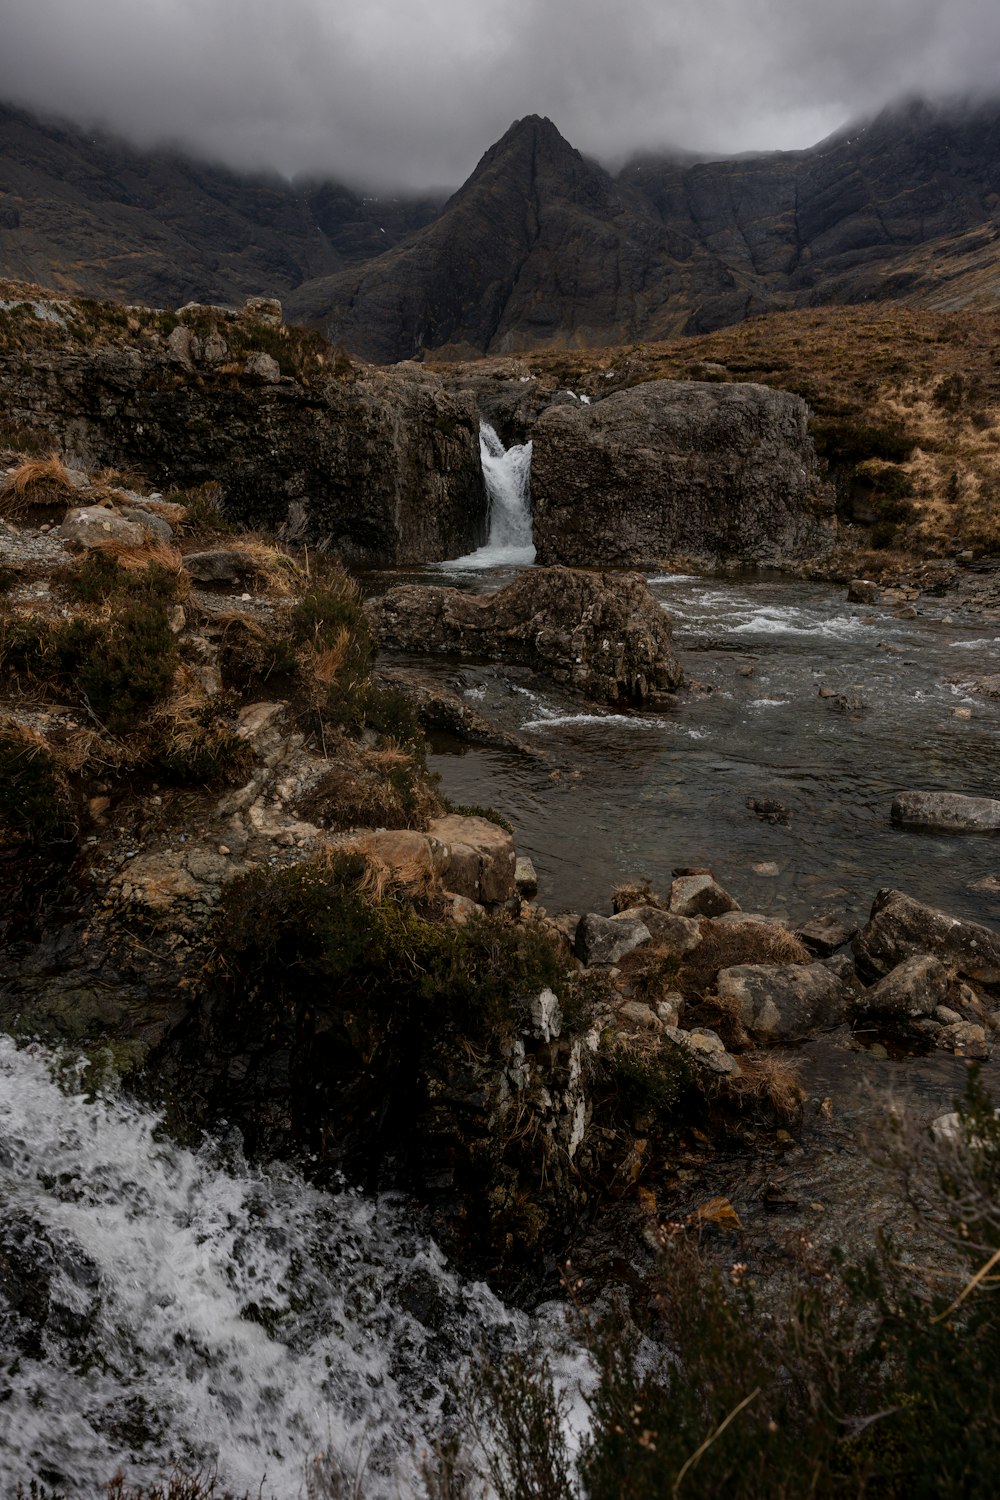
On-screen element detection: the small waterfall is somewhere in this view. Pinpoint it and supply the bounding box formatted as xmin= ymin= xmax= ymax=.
xmin=444 ymin=421 xmax=535 ymax=569
xmin=0 ymin=1037 xmax=545 ymax=1496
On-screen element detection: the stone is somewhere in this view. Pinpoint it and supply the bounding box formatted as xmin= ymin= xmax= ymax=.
xmin=368 ymin=567 xmax=683 ymax=708
xmin=795 ymin=913 xmax=857 ymax=957
xmin=128 ymin=507 xmax=173 ymax=542
xmin=746 ymin=797 xmax=790 ymax=825
xmin=854 ymin=889 xmax=1000 ymax=981
xmin=514 ymin=856 xmax=539 ymax=896
xmin=201 ymin=331 xmax=229 ymax=365
xmin=244 ymin=296 xmax=283 ymax=324
xmin=245 ymin=352 xmax=281 ymax=383
xmin=859 ymin=955 xmax=951 ymax=1020
xmin=891 ymin=791 xmax=1000 ymax=834
xmin=664 ymin=1025 xmax=740 ymax=1075
xmin=365 ymin=828 xmax=450 ymax=886
xmin=529 ymin=987 xmax=562 ymax=1042
xmin=574 ymin=912 xmax=652 ymax=967
xmin=847 ymin=579 xmax=882 ymax=604
xmin=166 ymin=325 xmax=196 ymax=366
xmin=670 ymin=874 xmax=740 ymax=919
xmin=936 ymin=1021 xmax=989 ymax=1058
xmin=716 ymin=963 xmax=848 ymax=1041
xmin=617 ymin=1000 xmax=663 ymax=1031
xmin=183 ymin=549 xmax=248 ymax=584
xmin=59 ymin=505 xmax=145 ymax=549
xmin=616 ymin=905 xmax=701 ymax=954
xmin=531 ymin=381 xmax=833 ymax=569
xmin=426 ymin=814 xmax=516 ymax=905
xmin=961 ymin=675 xmax=1000 ymax=699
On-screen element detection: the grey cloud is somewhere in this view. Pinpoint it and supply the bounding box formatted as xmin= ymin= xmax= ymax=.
xmin=1 ymin=0 xmax=999 ymax=188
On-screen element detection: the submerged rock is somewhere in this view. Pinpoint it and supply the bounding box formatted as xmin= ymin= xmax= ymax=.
xmin=716 ymin=962 xmax=848 ymax=1041
xmin=891 ymin=790 xmax=1000 ymax=834
xmin=367 ymin=566 xmax=684 ymax=707
xmin=854 ymin=889 xmax=1000 ymax=981
xmin=532 ymin=380 xmax=833 ymax=568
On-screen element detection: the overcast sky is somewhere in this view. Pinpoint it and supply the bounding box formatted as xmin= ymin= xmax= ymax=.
xmin=2 ymin=0 xmax=999 ymax=189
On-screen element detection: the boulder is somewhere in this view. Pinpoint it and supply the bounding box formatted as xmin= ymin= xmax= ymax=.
xmin=716 ymin=962 xmax=847 ymax=1041
xmin=847 ymin=579 xmax=882 ymax=604
xmin=245 ymin=352 xmax=281 ymax=383
xmin=368 ymin=566 xmax=683 ymax=707
xmin=616 ymin=905 xmax=701 ymax=954
xmin=128 ymin=507 xmax=173 ymax=542
xmin=365 ymin=828 xmax=449 ymax=887
xmin=859 ymin=955 xmax=951 ymax=1020
xmin=574 ymin=912 xmax=651 ymax=967
xmin=59 ymin=505 xmax=145 ymax=549
xmin=183 ymin=549 xmax=248 ymax=584
xmin=426 ymin=814 xmax=516 ymax=905
xmin=890 ymin=791 xmax=1000 ymax=834
xmin=663 ymin=1025 xmax=740 ymax=1076
xmin=670 ymin=874 xmax=740 ymax=919
xmin=515 ymin=856 xmax=539 ymax=896
xmin=854 ymin=889 xmax=1000 ymax=981
xmin=532 ymin=381 xmax=833 ymax=568
xmin=244 ymin=296 xmax=282 ymax=324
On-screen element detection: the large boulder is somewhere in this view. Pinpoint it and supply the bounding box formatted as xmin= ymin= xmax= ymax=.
xmin=716 ymin=962 xmax=848 ymax=1041
xmin=426 ymin=814 xmax=516 ymax=905
xmin=890 ymin=791 xmax=1000 ymax=834
xmin=854 ymin=890 xmax=1000 ymax=982
xmin=367 ymin=566 xmax=683 ymax=707
xmin=575 ymin=912 xmax=652 ymax=966
xmin=532 ymin=381 xmax=833 ymax=568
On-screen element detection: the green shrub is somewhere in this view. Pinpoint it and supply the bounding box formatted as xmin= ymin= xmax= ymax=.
xmin=61 ymin=603 xmax=178 ymax=733
xmin=61 ymin=550 xmax=183 ymax=606
xmin=0 ymin=729 xmax=76 ymax=849
xmin=811 ymin=415 xmax=918 ymax=465
xmin=444 ymin=802 xmax=515 ymax=835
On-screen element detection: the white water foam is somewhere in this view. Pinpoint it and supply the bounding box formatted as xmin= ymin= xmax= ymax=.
xmin=0 ymin=1037 xmax=571 ymax=1497
xmin=441 ymin=422 xmax=535 ymax=570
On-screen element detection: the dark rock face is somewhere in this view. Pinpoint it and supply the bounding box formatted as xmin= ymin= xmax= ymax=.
xmin=716 ymin=962 xmax=848 ymax=1041
xmin=531 ymin=382 xmax=833 ymax=568
xmin=366 ymin=566 xmax=684 ymax=706
xmin=854 ymin=889 xmax=1000 ymax=981
xmin=0 ymin=341 xmax=485 ymax=566
xmin=890 ymin=791 xmax=1000 ymax=834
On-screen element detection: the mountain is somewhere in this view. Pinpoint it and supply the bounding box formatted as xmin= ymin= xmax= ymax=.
xmin=0 ymin=101 xmax=443 ymax=308
xmin=3 ymin=97 xmax=1000 ymax=357
xmin=288 ymin=100 xmax=1000 ymax=359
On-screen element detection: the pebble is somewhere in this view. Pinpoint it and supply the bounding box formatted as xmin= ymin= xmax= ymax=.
xmin=218 ymin=844 xmax=231 ymax=856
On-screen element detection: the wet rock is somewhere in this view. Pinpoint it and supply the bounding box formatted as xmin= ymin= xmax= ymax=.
xmin=859 ymin=955 xmax=951 ymax=1020
xmin=716 ymin=962 xmax=847 ymax=1041
xmin=367 ymin=566 xmax=683 ymax=708
xmin=961 ymin=674 xmax=1000 ymax=699
xmin=515 ymin=857 xmax=538 ymax=897
xmin=531 ymin=381 xmax=833 ymax=568
xmin=670 ymin=873 xmax=740 ymax=919
xmin=847 ymin=579 xmax=882 ymax=604
xmin=426 ymin=814 xmax=516 ymax=905
xmin=575 ymin=912 xmax=651 ymax=967
xmin=891 ymin=790 xmax=1000 ymax=834
xmin=616 ymin=905 xmax=701 ymax=954
xmin=59 ymin=505 xmax=145 ymax=548
xmin=854 ymin=889 xmax=1000 ymax=981
xmin=795 ymin=913 xmax=857 ymax=957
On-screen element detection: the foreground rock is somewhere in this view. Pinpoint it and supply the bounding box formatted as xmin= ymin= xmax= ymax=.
xmin=854 ymin=889 xmax=1000 ymax=981
xmin=716 ymin=962 xmax=848 ymax=1041
xmin=857 ymin=955 xmax=951 ymax=1020
xmin=532 ymin=381 xmax=834 ymax=568
xmin=367 ymin=566 xmax=684 ymax=707
xmin=891 ymin=791 xmax=1000 ymax=833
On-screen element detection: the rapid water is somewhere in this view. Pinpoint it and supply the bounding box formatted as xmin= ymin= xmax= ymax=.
xmin=426 ymin=571 xmax=1000 ymax=926
xmin=0 ymin=1038 xmax=587 ymax=1497
xmin=441 ymin=423 xmax=535 ymax=571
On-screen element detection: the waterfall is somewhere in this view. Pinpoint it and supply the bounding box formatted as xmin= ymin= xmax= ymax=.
xmin=0 ymin=1036 xmax=551 ymax=1496
xmin=443 ymin=421 xmax=535 ymax=569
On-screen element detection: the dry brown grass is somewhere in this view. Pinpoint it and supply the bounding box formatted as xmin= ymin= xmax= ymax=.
xmin=680 ymin=919 xmax=811 ymax=1002
xmin=726 ymin=1051 xmax=805 ymax=1122
xmin=226 ymin=540 xmax=305 ymax=597
xmin=1 ymin=452 xmax=74 ymax=515
xmin=612 ymin=878 xmax=663 ymax=913
xmin=297 ymin=738 xmax=442 ymax=833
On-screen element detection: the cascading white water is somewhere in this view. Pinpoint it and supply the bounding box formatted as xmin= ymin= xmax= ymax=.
xmin=443 ymin=422 xmax=535 ymax=569
xmin=0 ymin=1036 xmax=569 ymax=1497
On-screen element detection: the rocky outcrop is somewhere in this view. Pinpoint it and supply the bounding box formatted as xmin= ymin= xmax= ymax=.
xmin=531 ymin=381 xmax=834 ymax=568
xmin=366 ymin=566 xmax=684 ymax=706
xmin=0 ymin=302 xmax=485 ymax=566
xmin=854 ymin=889 xmax=1000 ymax=981
xmin=890 ymin=791 xmax=1000 ymax=834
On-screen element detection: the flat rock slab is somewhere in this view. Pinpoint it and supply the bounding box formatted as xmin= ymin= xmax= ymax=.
xmin=716 ymin=962 xmax=847 ymax=1041
xmin=854 ymin=888 xmax=1000 ymax=982
xmin=891 ymin=791 xmax=1000 ymax=833
xmin=795 ymin=913 xmax=857 ymax=956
